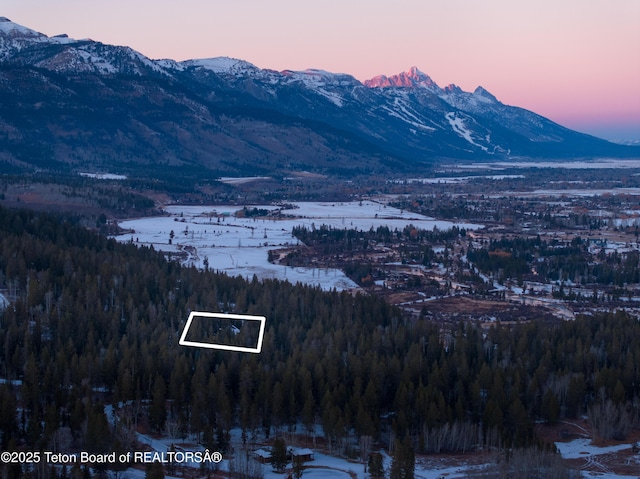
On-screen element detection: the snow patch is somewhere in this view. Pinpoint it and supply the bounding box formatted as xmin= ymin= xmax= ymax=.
xmin=555 ymin=436 xmax=635 ymax=479
xmin=79 ymin=172 xmax=127 ymax=180
xmin=0 ymin=292 xmax=8 ymax=310
xmin=184 ymin=56 xmax=261 ymax=75
xmin=218 ymin=176 xmax=271 ymax=185
xmin=381 ymin=98 xmax=437 ymax=131
xmin=445 ymin=112 xmax=488 ymax=151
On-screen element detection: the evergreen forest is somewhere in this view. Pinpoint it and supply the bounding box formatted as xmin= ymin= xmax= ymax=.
xmin=0 ymin=206 xmax=639 ymax=477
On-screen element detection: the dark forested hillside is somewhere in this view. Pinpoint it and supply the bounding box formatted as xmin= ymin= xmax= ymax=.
xmin=0 ymin=206 xmax=639 ymax=476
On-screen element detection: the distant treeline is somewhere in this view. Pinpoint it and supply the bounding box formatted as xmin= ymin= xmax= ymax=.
xmin=0 ymin=206 xmax=638 ymax=474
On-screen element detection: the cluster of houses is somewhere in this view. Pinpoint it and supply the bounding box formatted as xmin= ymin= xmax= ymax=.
xmin=253 ymin=446 xmax=315 ymax=464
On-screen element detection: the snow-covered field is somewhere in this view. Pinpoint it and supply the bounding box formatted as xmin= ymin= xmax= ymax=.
xmin=114 ymin=201 xmax=481 ymax=291
xmin=262 ymin=451 xmax=360 ymax=479
xmin=555 ymin=438 xmax=631 ymax=460
xmin=218 ymin=176 xmax=271 ymax=185
xmin=79 ymin=172 xmax=127 ymax=180
xmin=528 ymin=188 xmax=640 ymax=197
xmin=555 ymin=438 xmax=639 ymax=479
xmin=446 ymin=159 xmax=640 ymax=171
xmin=289 ymin=470 xmax=350 ymax=478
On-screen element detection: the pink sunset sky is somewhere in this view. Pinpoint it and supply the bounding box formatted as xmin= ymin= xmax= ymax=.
xmin=5 ymin=0 xmax=640 ymax=140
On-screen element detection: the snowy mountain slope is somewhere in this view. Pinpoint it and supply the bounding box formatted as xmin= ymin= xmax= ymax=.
xmin=0 ymin=17 xmax=162 ymax=75
xmin=188 ymin=59 xmax=630 ymax=160
xmin=0 ymin=17 xmax=636 ymax=177
xmin=0 ymin=16 xmax=53 ymax=57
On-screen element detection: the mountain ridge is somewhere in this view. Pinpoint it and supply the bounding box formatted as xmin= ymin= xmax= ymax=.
xmin=0 ymin=18 xmax=637 ymax=178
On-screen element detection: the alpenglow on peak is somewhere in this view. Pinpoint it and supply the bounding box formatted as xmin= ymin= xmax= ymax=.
xmin=364 ymin=67 xmax=440 ymax=89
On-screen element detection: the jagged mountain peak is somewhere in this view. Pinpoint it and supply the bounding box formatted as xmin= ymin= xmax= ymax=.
xmin=406 ymin=65 xmax=432 ymax=80
xmin=443 ymin=84 xmax=463 ymax=94
xmin=473 ymin=86 xmax=498 ymax=102
xmin=364 ymin=66 xmax=439 ymax=89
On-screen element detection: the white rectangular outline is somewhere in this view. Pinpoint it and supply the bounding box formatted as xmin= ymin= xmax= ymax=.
xmin=179 ymin=311 xmax=266 ymax=353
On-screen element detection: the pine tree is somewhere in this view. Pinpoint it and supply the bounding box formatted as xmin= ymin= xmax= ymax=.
xmin=541 ymin=390 xmax=560 ymax=424
xmin=368 ymin=452 xmax=384 ymax=478
xmin=149 ymin=375 xmax=167 ymax=433
xmin=390 ymin=437 xmax=414 ymax=479
xmin=271 ymin=437 xmax=288 ymax=473
xmin=85 ymin=404 xmax=111 ymax=454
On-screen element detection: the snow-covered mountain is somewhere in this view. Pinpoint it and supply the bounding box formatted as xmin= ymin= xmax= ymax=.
xmin=0 ymin=17 xmax=636 ymax=177
xmin=364 ymin=66 xmax=440 ymax=89
xmin=0 ymin=17 xmax=165 ymax=75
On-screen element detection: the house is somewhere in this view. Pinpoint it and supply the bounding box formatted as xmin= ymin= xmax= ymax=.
xmin=253 ymin=448 xmax=272 ymax=464
xmin=288 ymin=447 xmax=314 ymax=462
